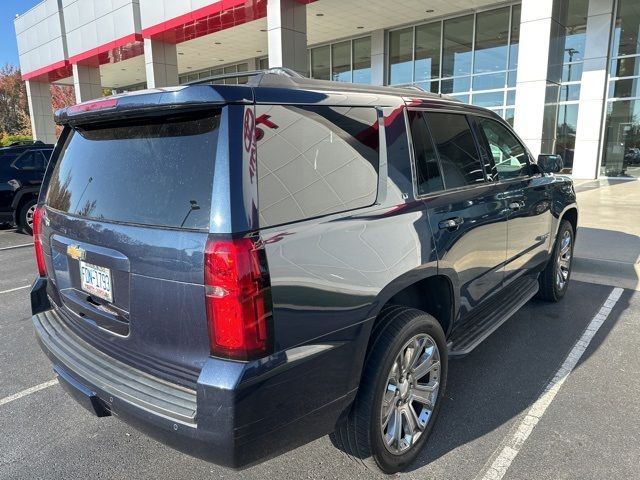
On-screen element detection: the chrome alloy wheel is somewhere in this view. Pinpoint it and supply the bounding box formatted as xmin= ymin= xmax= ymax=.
xmin=25 ymin=203 xmax=36 ymax=230
xmin=380 ymin=334 xmax=441 ymax=455
xmin=556 ymin=229 xmax=572 ymax=290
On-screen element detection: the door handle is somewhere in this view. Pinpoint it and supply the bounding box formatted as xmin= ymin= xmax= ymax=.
xmin=438 ymin=217 xmax=464 ymax=230
xmin=509 ymin=201 xmax=525 ymax=211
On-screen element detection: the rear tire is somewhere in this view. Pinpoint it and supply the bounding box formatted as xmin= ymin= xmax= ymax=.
xmin=537 ymin=219 xmax=574 ymax=302
xmin=330 ymin=306 xmax=447 ymax=474
xmin=18 ymin=199 xmax=37 ymax=236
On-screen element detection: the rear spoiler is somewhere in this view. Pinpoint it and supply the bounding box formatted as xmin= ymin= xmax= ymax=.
xmin=55 ymin=85 xmax=253 ymax=126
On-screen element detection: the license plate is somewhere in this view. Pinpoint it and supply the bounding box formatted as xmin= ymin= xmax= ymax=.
xmin=80 ymin=261 xmax=113 ymax=303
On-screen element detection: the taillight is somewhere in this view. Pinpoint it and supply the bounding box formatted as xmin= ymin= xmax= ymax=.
xmin=32 ymin=206 xmax=46 ymax=276
xmin=204 ymin=238 xmax=271 ymax=360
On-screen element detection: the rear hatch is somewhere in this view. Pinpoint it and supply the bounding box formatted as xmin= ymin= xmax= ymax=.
xmin=41 ymin=105 xmax=221 ymax=388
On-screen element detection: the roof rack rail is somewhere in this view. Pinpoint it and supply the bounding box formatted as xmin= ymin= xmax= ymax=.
xmin=185 ymin=67 xmax=303 ymax=86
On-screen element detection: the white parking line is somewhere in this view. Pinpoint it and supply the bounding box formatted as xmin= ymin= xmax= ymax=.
xmin=0 ymin=285 xmax=31 ymax=295
xmin=0 ymin=243 xmax=33 ymax=251
xmin=0 ymin=379 xmax=58 ymax=408
xmin=477 ymin=287 xmax=624 ymax=480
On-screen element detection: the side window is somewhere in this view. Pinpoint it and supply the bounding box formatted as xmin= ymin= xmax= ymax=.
xmin=39 ymin=150 xmax=53 ymax=169
xmin=256 ymin=105 xmax=379 ymax=228
xmin=13 ymin=151 xmax=37 ymax=170
xmin=408 ymin=110 xmax=444 ymax=195
xmin=424 ymin=112 xmax=486 ymax=189
xmin=34 ymin=151 xmax=48 ymax=169
xmin=477 ymin=117 xmax=529 ymax=180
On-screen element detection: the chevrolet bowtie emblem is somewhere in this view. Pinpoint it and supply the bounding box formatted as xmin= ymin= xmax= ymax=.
xmin=67 ymin=245 xmax=86 ymax=261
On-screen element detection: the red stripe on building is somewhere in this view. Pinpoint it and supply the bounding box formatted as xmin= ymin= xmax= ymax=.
xmin=68 ymin=33 xmax=144 ymax=66
xmin=141 ymin=0 xmax=267 ymax=44
xmin=22 ymin=60 xmax=72 ymax=82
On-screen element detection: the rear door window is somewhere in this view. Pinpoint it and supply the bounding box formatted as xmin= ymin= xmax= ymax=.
xmin=423 ymin=112 xmax=486 ymax=189
xmin=256 ymin=105 xmax=379 ymax=228
xmin=408 ymin=110 xmax=444 ymax=195
xmin=45 ymin=112 xmax=220 ymax=230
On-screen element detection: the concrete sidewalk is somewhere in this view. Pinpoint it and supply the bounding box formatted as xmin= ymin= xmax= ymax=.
xmin=572 ymin=178 xmax=640 ymax=291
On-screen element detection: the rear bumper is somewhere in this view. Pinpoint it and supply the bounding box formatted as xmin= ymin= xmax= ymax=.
xmin=32 ymin=283 xmax=365 ymax=468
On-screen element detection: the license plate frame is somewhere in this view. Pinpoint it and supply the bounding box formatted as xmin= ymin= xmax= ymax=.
xmin=79 ymin=260 xmax=113 ymax=303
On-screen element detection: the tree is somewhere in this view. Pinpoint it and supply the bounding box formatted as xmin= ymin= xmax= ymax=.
xmin=51 ymin=84 xmax=76 ymax=137
xmin=0 ymin=64 xmax=31 ymax=137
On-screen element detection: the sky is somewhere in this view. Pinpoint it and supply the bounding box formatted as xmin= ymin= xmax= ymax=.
xmin=0 ymin=0 xmax=42 ymax=68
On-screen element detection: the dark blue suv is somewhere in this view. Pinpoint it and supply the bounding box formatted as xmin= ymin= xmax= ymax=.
xmin=31 ymin=70 xmax=577 ymax=473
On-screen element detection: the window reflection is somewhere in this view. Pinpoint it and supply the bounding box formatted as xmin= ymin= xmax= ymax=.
xmin=603 ymin=0 xmax=640 ymax=177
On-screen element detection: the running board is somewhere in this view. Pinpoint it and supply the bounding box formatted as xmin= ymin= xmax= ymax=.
xmin=448 ymin=277 xmax=539 ymax=357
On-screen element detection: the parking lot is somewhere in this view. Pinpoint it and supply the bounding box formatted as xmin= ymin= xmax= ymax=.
xmin=1 ymin=215 xmax=639 ymax=479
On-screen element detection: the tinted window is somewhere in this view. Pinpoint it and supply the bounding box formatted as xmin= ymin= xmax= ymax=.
xmin=477 ymin=117 xmax=529 ymax=180
xmin=256 ymin=105 xmax=379 ymax=227
xmin=46 ymin=112 xmax=220 ymax=229
xmin=13 ymin=151 xmax=43 ymax=170
xmin=424 ymin=112 xmax=485 ymax=188
xmin=408 ymin=110 xmax=444 ymax=195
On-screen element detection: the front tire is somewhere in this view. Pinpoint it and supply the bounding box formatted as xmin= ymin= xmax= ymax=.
xmin=330 ymin=306 xmax=447 ymax=474
xmin=537 ymin=219 xmax=574 ymax=302
xmin=18 ymin=199 xmax=37 ymax=235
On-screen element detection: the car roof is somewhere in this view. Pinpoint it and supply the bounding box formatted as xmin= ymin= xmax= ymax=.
xmin=56 ymin=69 xmax=503 ymax=125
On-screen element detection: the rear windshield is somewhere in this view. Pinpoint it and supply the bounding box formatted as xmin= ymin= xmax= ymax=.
xmin=46 ymin=112 xmax=220 ymax=230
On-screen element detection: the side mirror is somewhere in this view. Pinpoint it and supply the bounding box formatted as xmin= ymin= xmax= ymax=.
xmin=537 ymin=154 xmax=563 ymax=173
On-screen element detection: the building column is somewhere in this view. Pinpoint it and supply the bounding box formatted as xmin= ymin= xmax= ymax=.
xmin=572 ymin=0 xmax=615 ymax=179
xmin=513 ymin=0 xmax=563 ymax=157
xmin=72 ymin=64 xmax=102 ymax=102
xmin=266 ymin=0 xmax=308 ymax=75
xmin=25 ymin=80 xmax=56 ymax=145
xmin=143 ymin=38 xmax=179 ymax=88
xmin=370 ymin=29 xmax=385 ymax=86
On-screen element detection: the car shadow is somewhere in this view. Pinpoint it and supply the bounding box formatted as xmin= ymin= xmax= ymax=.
xmin=401 ymin=280 xmax=628 ymax=472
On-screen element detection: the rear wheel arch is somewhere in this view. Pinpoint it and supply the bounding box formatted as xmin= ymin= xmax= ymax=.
xmin=369 ymin=273 xmax=457 ymax=346
xmin=12 ymin=190 xmax=38 ymax=225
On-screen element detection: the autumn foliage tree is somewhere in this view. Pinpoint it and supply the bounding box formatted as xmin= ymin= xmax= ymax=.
xmin=0 ymin=64 xmax=31 ymax=138
xmin=51 ymin=84 xmax=76 ymax=136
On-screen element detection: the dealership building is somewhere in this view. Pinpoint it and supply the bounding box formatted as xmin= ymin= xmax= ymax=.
xmin=13 ymin=0 xmax=640 ymax=179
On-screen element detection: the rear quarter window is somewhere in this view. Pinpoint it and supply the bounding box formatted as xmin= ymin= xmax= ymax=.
xmin=255 ymin=105 xmax=379 ymax=228
xmin=45 ymin=112 xmax=220 ymax=230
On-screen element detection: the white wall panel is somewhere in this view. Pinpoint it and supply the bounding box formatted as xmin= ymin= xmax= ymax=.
xmin=62 ymin=0 xmax=140 ymax=58
xmin=14 ymin=0 xmax=66 ymax=74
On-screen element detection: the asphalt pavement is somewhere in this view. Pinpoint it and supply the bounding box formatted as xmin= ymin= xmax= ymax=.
xmin=1 ymin=226 xmax=638 ymax=480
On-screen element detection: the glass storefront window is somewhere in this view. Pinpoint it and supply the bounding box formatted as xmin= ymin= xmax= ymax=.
xmin=611 ymin=0 xmax=640 ymax=58
xmin=602 ymin=100 xmax=640 ymax=176
xmin=508 ymin=5 xmax=521 ymax=71
xmin=415 ymin=23 xmax=441 ymax=83
xmin=311 ymin=45 xmax=331 ymax=80
xmin=474 ymin=7 xmax=510 ymax=74
xmin=353 ymin=37 xmax=372 ymax=84
xmin=441 ymin=77 xmax=471 ymax=94
xmin=602 ymin=0 xmax=640 ymax=177
xmin=332 ymin=41 xmax=352 ymax=82
xmin=389 ymin=27 xmax=414 ymax=85
xmin=472 ymin=91 xmax=505 ymax=108
xmin=442 ymin=15 xmax=473 ymax=78
xmin=388 ymin=5 xmax=520 ymax=114
xmin=310 ymin=37 xmax=371 ymax=84
xmin=473 ymin=72 xmax=506 ymax=91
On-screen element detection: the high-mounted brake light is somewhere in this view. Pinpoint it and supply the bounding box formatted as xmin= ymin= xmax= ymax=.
xmin=204 ymin=238 xmax=271 ymax=360
xmin=32 ymin=206 xmax=46 ymax=277
xmin=67 ymin=98 xmax=118 ymax=115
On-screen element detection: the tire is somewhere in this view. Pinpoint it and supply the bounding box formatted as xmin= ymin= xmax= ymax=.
xmin=537 ymin=219 xmax=574 ymax=302
xmin=330 ymin=306 xmax=448 ymax=474
xmin=18 ymin=199 xmax=37 ymax=236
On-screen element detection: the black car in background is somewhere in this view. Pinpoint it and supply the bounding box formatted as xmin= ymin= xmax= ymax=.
xmin=30 ymin=71 xmax=578 ymax=474
xmin=0 ymin=141 xmax=54 ymax=234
